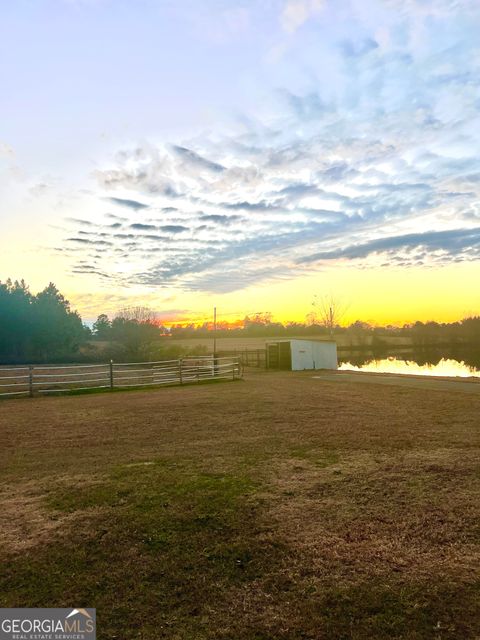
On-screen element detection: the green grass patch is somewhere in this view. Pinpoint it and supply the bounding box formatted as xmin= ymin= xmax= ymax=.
xmin=1 ymin=459 xmax=283 ymax=638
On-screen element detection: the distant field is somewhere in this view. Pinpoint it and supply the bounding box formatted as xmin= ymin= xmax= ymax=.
xmin=165 ymin=334 xmax=412 ymax=351
xmin=1 ymin=370 xmax=479 ymax=639
xmin=83 ymin=335 xmax=413 ymax=358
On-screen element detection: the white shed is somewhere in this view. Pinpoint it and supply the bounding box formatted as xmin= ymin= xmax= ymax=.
xmin=266 ymin=339 xmax=337 ymax=371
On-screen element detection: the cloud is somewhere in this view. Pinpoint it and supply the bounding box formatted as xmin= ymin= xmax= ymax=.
xmin=107 ymin=197 xmax=149 ymax=210
xmin=280 ymin=0 xmax=325 ymax=33
xmin=223 ymin=200 xmax=281 ymax=212
xmin=66 ymin=217 xmax=94 ymax=226
xmin=130 ymin=223 xmax=156 ymax=230
xmin=200 ymin=214 xmax=243 ymax=225
xmin=67 ymin=237 xmax=113 ymax=246
xmin=95 ymin=147 xmax=180 ymax=196
xmin=299 ymin=227 xmax=480 ymax=264
xmin=171 ymin=145 xmax=225 ymax=174
xmin=143 ymin=234 xmax=170 ymax=241
xmin=0 ymin=142 xmax=15 ymax=159
xmin=62 ymin=1 xmax=480 ymax=295
xmin=341 ymin=37 xmax=379 ymax=58
xmin=183 ymin=261 xmax=295 ymax=294
xmin=71 ymin=266 xmax=112 ymax=279
xmin=68 ymin=290 xmax=187 ymax=321
xmin=159 ymin=225 xmax=189 ymax=233
xmin=105 ymin=213 xmax=129 ymax=222
xmin=278 ymin=89 xmax=329 ymax=120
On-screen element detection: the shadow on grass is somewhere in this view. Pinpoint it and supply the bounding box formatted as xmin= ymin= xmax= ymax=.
xmin=0 ymin=376 xmax=244 ymax=402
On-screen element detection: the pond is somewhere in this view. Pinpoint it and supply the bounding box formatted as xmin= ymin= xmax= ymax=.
xmin=339 ymin=356 xmax=480 ymax=378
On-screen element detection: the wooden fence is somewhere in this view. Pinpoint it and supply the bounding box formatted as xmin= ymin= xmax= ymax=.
xmin=222 ymin=349 xmax=266 ymax=369
xmin=0 ymin=356 xmax=242 ymax=399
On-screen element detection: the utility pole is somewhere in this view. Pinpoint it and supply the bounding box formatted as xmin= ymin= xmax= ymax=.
xmin=213 ymin=306 xmax=218 ymax=377
xmin=213 ymin=306 xmax=217 ymax=356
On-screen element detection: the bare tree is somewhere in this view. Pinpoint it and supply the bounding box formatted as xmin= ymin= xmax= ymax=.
xmin=311 ymin=294 xmax=348 ymax=337
xmin=305 ymin=311 xmax=317 ymax=326
xmin=115 ymin=306 xmax=158 ymax=325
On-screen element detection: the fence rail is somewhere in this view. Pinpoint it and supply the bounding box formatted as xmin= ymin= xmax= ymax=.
xmin=0 ymin=356 xmax=242 ymax=398
xmin=219 ymin=349 xmax=266 ymax=369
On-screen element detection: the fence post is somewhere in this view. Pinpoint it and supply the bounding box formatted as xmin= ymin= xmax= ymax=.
xmin=179 ymin=359 xmax=183 ymax=384
xmin=29 ymin=366 xmax=34 ymax=398
xmin=109 ymin=360 xmax=114 ymax=390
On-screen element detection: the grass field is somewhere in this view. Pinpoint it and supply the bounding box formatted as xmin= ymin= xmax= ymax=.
xmin=158 ymin=334 xmax=412 ymax=351
xmin=1 ymin=370 xmax=479 ymax=639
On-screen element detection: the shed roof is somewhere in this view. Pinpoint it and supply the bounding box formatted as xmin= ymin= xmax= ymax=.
xmin=266 ymin=338 xmax=337 ymax=345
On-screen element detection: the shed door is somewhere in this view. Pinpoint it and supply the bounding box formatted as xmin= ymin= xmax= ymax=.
xmin=278 ymin=342 xmax=292 ymax=370
xmin=266 ymin=343 xmax=291 ymax=369
xmin=267 ymin=343 xmax=279 ymax=369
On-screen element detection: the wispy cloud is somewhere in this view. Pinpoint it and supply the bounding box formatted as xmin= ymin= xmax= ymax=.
xmin=171 ymin=145 xmax=225 ymax=174
xmin=299 ymin=227 xmax=480 ymax=264
xmin=130 ymin=223 xmax=156 ymax=231
xmin=107 ymin=197 xmax=149 ymax=210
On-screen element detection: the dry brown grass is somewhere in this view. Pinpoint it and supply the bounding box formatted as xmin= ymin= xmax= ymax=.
xmin=160 ymin=334 xmax=412 ymax=351
xmin=0 ymin=370 xmax=479 ymax=639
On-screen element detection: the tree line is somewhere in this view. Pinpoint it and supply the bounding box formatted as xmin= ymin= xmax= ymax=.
xmin=1 ymin=279 xmax=479 ymax=364
xmin=0 ymin=279 xmax=88 ymax=363
xmin=165 ymin=313 xmax=480 ymax=346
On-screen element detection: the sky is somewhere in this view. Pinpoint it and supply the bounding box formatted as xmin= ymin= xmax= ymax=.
xmin=1 ymin=0 xmax=480 ymax=326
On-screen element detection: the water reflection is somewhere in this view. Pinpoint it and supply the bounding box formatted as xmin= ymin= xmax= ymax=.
xmin=339 ymin=356 xmax=480 ymax=378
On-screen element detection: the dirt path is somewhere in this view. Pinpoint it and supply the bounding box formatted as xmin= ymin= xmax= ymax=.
xmin=313 ymin=369 xmax=480 ymax=393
